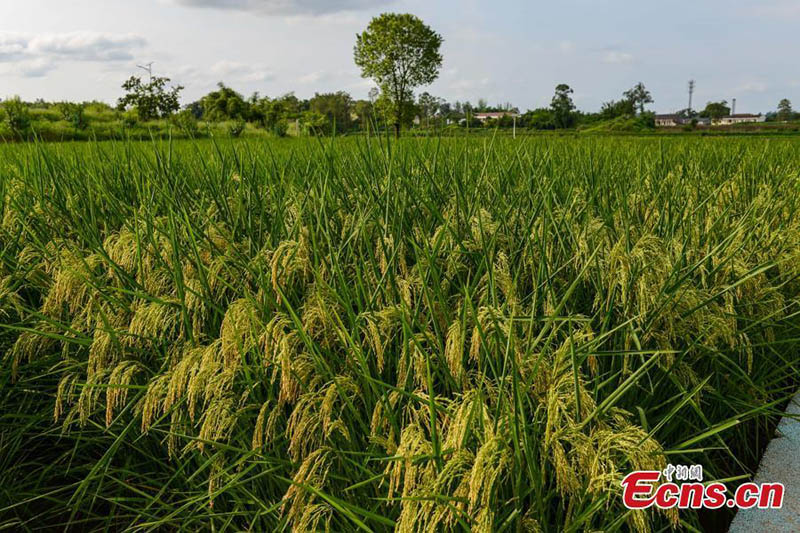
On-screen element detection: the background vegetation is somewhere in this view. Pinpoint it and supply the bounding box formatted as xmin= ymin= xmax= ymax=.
xmin=3 ymin=59 xmax=798 ymax=144
xmin=3 ymin=88 xmax=798 ymax=143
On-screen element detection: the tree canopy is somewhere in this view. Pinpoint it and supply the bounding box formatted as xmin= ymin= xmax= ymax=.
xmin=117 ymin=76 xmax=183 ymax=121
xmin=354 ymin=13 xmax=443 ymax=135
xmin=308 ymin=91 xmax=353 ymax=134
xmin=777 ymin=99 xmax=793 ymax=121
xmin=699 ymin=101 xmax=730 ymax=120
xmin=551 ymin=84 xmax=576 ymax=128
xmin=202 ymin=83 xmax=249 ymax=121
xmin=623 ymin=82 xmax=653 ymax=114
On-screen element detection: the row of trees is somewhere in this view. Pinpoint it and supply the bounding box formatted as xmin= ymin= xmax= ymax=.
xmin=6 ymin=76 xmax=795 ymax=139
xmin=112 ymin=76 xmax=363 ymax=135
xmin=110 ymin=72 xmax=662 ymax=135
xmin=0 ymin=97 xmax=97 ymax=136
xmin=517 ymin=82 xmax=655 ymax=130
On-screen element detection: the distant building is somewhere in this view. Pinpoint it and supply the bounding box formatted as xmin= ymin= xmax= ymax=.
xmin=655 ymin=114 xmax=681 ymax=127
xmin=713 ymin=114 xmax=766 ymax=125
xmin=655 ymin=113 xmax=765 ymax=127
xmin=654 ymin=115 xmax=710 ymax=127
xmin=473 ymin=111 xmax=519 ymax=123
xmin=413 ymin=112 xmax=455 ymax=126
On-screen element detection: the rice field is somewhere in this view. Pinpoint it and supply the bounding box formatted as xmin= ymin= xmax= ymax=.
xmin=1 ymin=135 xmax=800 ymax=532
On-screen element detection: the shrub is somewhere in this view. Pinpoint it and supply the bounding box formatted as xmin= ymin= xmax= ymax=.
xmin=2 ymin=97 xmax=32 ymax=138
xmin=227 ymin=119 xmax=247 ymax=138
xmin=121 ymin=110 xmax=138 ymax=128
xmin=172 ymin=109 xmax=199 ymax=136
xmin=273 ymin=118 xmax=289 ymax=137
xmin=57 ymin=102 xmax=89 ymax=130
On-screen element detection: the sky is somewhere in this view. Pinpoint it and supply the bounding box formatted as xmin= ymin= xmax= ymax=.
xmin=1 ymin=0 xmax=799 ymax=114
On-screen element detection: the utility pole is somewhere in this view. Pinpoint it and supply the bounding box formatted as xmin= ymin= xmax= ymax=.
xmin=688 ymin=80 xmax=695 ymax=114
xmin=137 ymin=62 xmax=154 ymax=81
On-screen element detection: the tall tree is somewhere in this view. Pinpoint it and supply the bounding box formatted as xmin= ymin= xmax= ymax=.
xmin=309 ymin=91 xmax=353 ymax=134
xmin=374 ymin=91 xmax=416 ymax=130
xmin=550 ymin=84 xmax=575 ymax=128
xmin=524 ymin=108 xmax=556 ymax=130
xmin=699 ymin=101 xmax=730 ymax=120
xmin=259 ymin=93 xmax=304 ymax=133
xmin=623 ymin=82 xmax=653 ymax=114
xmin=117 ymin=75 xmax=183 ymax=121
xmin=201 ymin=83 xmax=249 ymax=121
xmin=2 ymin=97 xmax=31 ymax=137
xmin=777 ymin=99 xmax=793 ymax=121
xmin=353 ymin=99 xmax=374 ymax=130
xmin=354 ymin=13 xmax=443 ymax=136
xmin=417 ymin=92 xmax=441 ymax=128
xmin=600 ymin=99 xmax=635 ymax=119
xmin=57 ymin=102 xmax=88 ymax=130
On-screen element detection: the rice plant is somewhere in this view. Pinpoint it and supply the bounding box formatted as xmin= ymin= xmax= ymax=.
xmin=1 ymin=135 xmax=800 ymax=531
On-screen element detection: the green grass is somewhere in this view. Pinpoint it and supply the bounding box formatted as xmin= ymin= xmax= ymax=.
xmin=1 ymin=135 xmax=800 ymax=531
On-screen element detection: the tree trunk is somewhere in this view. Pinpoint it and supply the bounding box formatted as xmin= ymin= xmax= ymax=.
xmin=394 ymin=91 xmax=403 ymax=139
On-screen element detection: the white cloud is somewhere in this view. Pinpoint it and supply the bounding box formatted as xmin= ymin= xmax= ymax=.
xmin=349 ymin=78 xmax=375 ymax=90
xmin=0 ymin=57 xmax=55 ymax=78
xmin=209 ymin=60 xmax=274 ymax=82
xmin=559 ymin=41 xmax=575 ymax=54
xmin=601 ymin=51 xmax=634 ymax=64
xmin=449 ymin=77 xmax=490 ymax=91
xmin=298 ymin=70 xmax=330 ymax=84
xmin=171 ymin=0 xmax=392 ymax=15
xmin=18 ymin=58 xmax=55 ymax=78
xmin=736 ymin=81 xmax=768 ymax=93
xmin=0 ymin=32 xmax=146 ymax=78
xmin=26 ymin=33 xmax=145 ymax=61
xmin=751 ymin=1 xmax=800 ymax=18
xmin=0 ymin=35 xmax=27 ymax=60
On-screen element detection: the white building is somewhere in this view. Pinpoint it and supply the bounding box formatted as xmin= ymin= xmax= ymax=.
xmin=656 ymin=113 xmax=765 ymax=127
xmin=473 ymin=111 xmax=519 ymax=123
xmin=654 ymin=115 xmax=711 ymax=127
xmin=714 ymin=114 xmax=766 ymax=125
xmin=655 ymin=114 xmax=680 ymax=127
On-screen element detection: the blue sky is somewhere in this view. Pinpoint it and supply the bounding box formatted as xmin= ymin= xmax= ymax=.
xmin=1 ymin=0 xmax=798 ymax=113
